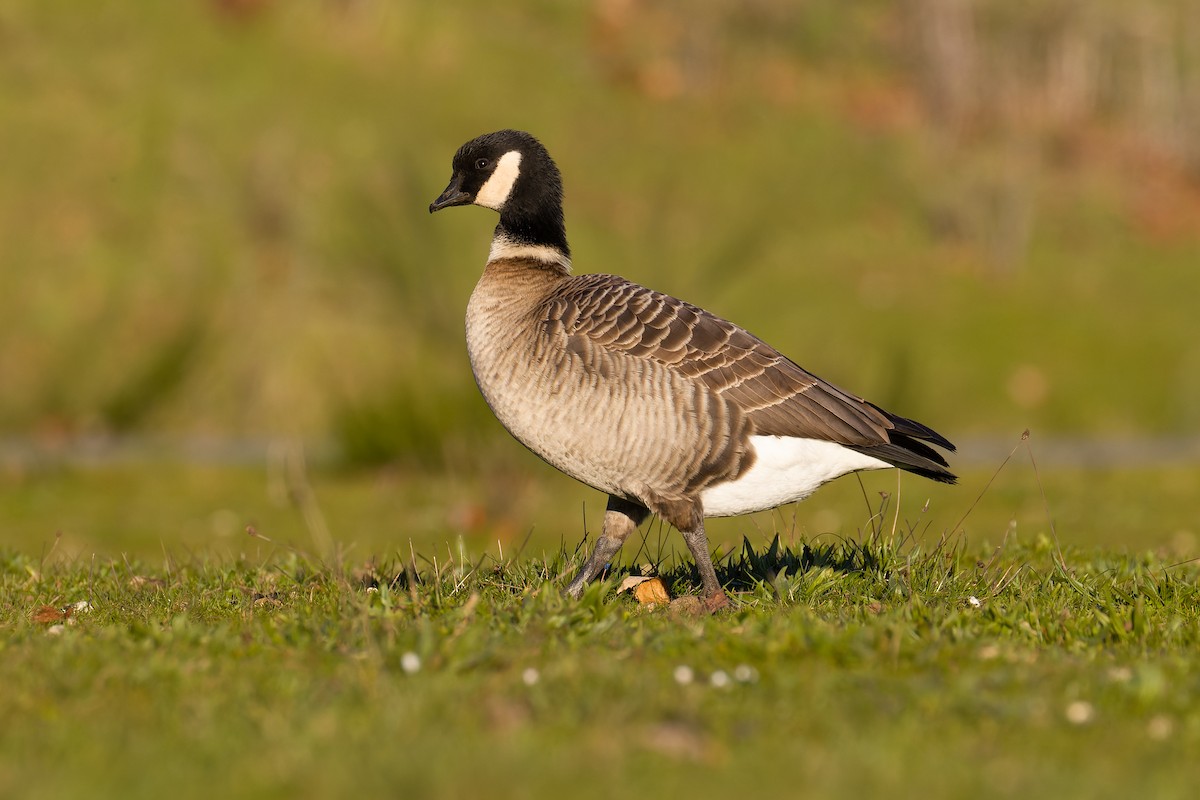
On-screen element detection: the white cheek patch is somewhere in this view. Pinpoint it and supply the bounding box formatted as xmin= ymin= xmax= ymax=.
xmin=475 ymin=150 xmax=522 ymax=210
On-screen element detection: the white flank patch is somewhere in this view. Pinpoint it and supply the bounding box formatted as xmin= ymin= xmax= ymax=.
xmin=700 ymin=435 xmax=891 ymax=517
xmin=487 ymin=234 xmax=571 ymax=271
xmin=474 ymin=150 xmax=522 ymax=210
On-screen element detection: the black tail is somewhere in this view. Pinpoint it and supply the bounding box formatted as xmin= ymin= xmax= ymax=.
xmin=849 ymin=405 xmax=957 ymax=484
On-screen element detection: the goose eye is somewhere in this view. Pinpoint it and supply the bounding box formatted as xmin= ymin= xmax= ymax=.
xmin=475 ymin=158 xmax=490 ymax=170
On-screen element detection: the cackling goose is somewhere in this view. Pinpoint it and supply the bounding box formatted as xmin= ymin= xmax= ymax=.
xmin=430 ymin=129 xmax=955 ymax=611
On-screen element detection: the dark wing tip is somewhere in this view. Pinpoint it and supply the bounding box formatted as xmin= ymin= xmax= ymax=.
xmin=875 ymin=404 xmax=956 ymax=453
xmin=847 ymin=406 xmax=957 ymax=485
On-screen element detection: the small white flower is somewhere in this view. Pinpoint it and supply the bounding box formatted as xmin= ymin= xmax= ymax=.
xmin=73 ymin=600 xmax=93 ymax=613
xmin=710 ymin=670 xmax=731 ymax=689
xmin=521 ymin=667 xmax=540 ymax=686
xmin=400 ymin=652 xmax=421 ymax=674
xmin=1065 ymin=701 xmax=1095 ymax=725
xmin=733 ymin=664 xmax=759 ymax=683
xmin=366 ymin=586 xmax=379 ymax=594
xmin=673 ymin=665 xmax=694 ymax=686
xmin=968 ymin=596 xmax=982 ymax=608
xmin=1107 ymin=667 xmax=1133 ymax=683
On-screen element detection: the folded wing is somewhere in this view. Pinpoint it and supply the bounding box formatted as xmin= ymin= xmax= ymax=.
xmin=543 ymin=274 xmax=956 ymax=483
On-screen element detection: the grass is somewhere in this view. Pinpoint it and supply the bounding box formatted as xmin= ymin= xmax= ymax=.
xmin=3 ymin=524 xmax=1199 ymax=800
xmin=3 ymin=434 xmax=1198 ymax=560
xmin=2 ymin=440 xmax=1196 ymax=800
xmin=3 ymin=444 xmax=1196 ymax=799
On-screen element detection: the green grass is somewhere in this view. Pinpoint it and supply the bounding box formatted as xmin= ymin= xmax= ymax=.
xmin=3 ymin=435 xmax=1198 ymax=559
xmin=3 ymin=450 xmax=1196 ymax=799
xmin=3 ymin=529 xmax=1199 ymax=800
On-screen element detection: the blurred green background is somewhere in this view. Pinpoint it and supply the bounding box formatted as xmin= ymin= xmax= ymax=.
xmin=1 ymin=0 xmax=1198 ymax=559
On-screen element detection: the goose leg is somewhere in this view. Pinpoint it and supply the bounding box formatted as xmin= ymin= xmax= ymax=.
xmin=565 ymin=495 xmax=649 ymax=598
xmin=679 ymin=519 xmax=730 ymax=612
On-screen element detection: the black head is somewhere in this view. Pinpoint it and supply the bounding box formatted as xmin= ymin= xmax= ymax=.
xmin=429 ymin=130 xmax=569 ymax=255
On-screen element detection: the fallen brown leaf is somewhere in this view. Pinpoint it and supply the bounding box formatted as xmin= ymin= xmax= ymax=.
xmin=31 ymin=605 xmax=70 ymax=624
xmin=634 ymin=577 xmax=671 ymax=606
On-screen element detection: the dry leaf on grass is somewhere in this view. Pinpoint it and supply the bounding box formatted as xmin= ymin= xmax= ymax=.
xmin=635 ymin=577 xmax=671 ymax=605
xmin=31 ymin=605 xmax=70 ymax=624
xmin=616 ymin=575 xmax=671 ymax=605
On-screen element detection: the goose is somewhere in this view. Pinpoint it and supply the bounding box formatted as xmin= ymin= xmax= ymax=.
xmin=430 ymin=129 xmax=955 ymax=611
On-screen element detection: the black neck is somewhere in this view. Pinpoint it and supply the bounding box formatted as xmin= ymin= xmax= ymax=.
xmin=496 ymin=204 xmax=570 ymax=259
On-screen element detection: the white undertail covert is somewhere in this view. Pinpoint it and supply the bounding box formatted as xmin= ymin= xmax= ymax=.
xmin=700 ymin=435 xmax=891 ymax=517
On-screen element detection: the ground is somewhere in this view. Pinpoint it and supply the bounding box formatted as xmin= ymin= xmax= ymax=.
xmin=2 ymin=460 xmax=1198 ymax=800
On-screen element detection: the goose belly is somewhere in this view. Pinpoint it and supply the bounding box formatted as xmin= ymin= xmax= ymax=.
xmin=467 ymin=329 xmax=704 ymax=497
xmin=700 ymin=435 xmax=890 ymax=517
xmin=475 ymin=366 xmax=692 ymax=496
